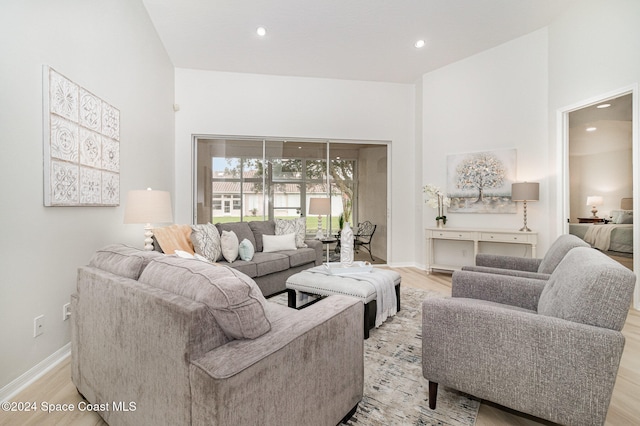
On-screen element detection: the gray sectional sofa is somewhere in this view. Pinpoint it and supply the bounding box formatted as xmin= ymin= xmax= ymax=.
xmin=71 ymin=244 xmax=363 ymax=426
xmin=214 ymin=221 xmax=323 ymax=297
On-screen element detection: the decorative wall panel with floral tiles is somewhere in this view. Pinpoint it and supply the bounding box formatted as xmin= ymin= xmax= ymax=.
xmin=43 ymin=66 xmax=120 ymax=206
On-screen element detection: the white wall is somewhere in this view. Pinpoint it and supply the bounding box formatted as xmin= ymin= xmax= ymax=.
xmin=174 ymin=69 xmax=416 ymax=264
xmin=0 ymin=0 xmax=174 ymax=391
xmin=548 ymin=0 xmax=640 ymax=235
xmin=420 ymin=29 xmax=550 ymax=266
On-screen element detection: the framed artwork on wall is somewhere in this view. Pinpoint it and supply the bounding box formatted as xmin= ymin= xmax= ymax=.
xmin=43 ymin=66 xmax=120 ymax=206
xmin=446 ymin=148 xmax=517 ymax=214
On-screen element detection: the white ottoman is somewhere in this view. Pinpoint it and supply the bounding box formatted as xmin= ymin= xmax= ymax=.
xmin=286 ymin=268 xmax=401 ymax=339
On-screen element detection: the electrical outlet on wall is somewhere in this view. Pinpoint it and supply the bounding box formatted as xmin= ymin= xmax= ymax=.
xmin=63 ymin=303 xmax=71 ymax=321
xmin=34 ymin=315 xmax=45 ymax=337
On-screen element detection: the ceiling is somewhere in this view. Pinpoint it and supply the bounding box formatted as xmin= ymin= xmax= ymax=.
xmin=142 ymin=0 xmax=579 ymax=84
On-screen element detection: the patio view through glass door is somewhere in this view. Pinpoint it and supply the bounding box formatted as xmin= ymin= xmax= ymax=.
xmin=194 ymin=137 xmax=388 ymax=262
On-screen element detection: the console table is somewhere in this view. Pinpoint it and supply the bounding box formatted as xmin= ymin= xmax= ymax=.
xmin=425 ymin=227 xmax=538 ymax=273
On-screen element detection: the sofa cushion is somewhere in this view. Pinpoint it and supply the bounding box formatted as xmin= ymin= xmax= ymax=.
xmin=139 ymin=256 xmax=271 ymax=339
xmin=221 ymin=230 xmax=240 ymax=263
xmin=248 ymin=220 xmax=275 ymax=252
xmin=216 ymin=222 xmax=256 ymax=252
xmin=538 ymin=247 xmax=635 ymax=331
xmin=275 ymin=218 xmax=308 ymax=248
xmin=89 ymin=244 xmax=163 ymax=280
xmin=280 ymin=248 xmax=318 ymax=267
xmin=191 ymin=224 xmax=223 ymax=262
xmin=218 ymin=260 xmax=258 ymax=277
xmin=251 ymin=252 xmax=290 ymax=277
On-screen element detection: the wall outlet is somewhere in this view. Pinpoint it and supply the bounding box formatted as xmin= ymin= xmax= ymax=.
xmin=34 ymin=315 xmax=45 ymax=337
xmin=63 ymin=303 xmax=71 ymax=321
xmin=462 ymin=250 xmax=468 ymax=257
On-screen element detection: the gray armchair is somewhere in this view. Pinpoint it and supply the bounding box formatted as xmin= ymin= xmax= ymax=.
xmin=422 ymin=247 xmax=635 ymax=426
xmin=462 ymin=233 xmax=590 ymax=280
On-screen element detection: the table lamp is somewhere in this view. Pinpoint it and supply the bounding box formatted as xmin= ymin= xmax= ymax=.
xmin=308 ymin=198 xmax=331 ymax=239
xmin=124 ymin=188 xmax=173 ymax=250
xmin=586 ymin=196 xmax=603 ymax=218
xmin=512 ymin=182 xmax=539 ymax=232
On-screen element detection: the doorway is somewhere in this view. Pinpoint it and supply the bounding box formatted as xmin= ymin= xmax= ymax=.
xmin=560 ymin=86 xmax=639 ymax=308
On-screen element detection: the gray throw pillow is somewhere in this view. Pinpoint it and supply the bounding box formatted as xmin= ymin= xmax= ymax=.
xmin=190 ymin=224 xmax=223 ymax=262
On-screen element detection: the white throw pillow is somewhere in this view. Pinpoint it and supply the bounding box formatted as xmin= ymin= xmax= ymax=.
xmin=275 ymin=218 xmax=308 ymax=248
xmin=238 ymin=238 xmax=255 ymax=261
xmin=220 ymin=230 xmax=239 ymax=263
xmin=262 ymin=233 xmax=297 ymax=253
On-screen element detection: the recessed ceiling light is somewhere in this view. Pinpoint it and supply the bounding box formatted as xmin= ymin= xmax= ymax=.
xmin=256 ymin=26 xmax=267 ymax=37
xmin=596 ymin=103 xmax=611 ymax=109
xmin=414 ymin=39 xmax=426 ymax=49
xmin=586 ymin=127 xmax=597 ymax=132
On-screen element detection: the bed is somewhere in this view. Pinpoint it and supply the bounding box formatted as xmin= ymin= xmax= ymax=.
xmin=569 ymin=198 xmax=633 ymax=255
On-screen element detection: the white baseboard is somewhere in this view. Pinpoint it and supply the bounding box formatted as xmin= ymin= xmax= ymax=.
xmin=0 ymin=343 xmax=71 ymax=402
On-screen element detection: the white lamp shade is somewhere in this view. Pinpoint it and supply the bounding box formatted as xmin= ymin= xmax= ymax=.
xmin=586 ymin=196 xmax=604 ymax=206
xmin=511 ymin=182 xmax=539 ymax=201
xmin=124 ymin=189 xmax=173 ymax=224
xmin=308 ymin=198 xmax=331 ymax=215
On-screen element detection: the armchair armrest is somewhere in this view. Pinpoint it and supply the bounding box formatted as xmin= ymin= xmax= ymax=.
xmin=462 ymin=265 xmax=551 ymax=280
xmin=422 ymin=297 xmax=625 ymax=426
xmin=475 ymin=253 xmax=541 ymax=272
xmin=452 ymin=270 xmax=547 ymax=311
xmin=189 ymin=295 xmax=364 ymax=425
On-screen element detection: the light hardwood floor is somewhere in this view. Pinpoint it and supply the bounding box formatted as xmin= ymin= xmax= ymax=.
xmin=3 ymin=267 xmax=639 ymax=425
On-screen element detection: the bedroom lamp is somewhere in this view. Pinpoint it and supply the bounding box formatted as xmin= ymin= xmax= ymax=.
xmin=124 ymin=188 xmax=173 ymax=250
xmin=308 ymin=197 xmax=331 ymax=239
xmin=512 ymin=182 xmax=539 ymax=232
xmin=586 ymin=196 xmax=604 ymax=218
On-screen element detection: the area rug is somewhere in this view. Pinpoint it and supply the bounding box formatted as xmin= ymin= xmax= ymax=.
xmin=271 ymin=286 xmax=480 ymax=425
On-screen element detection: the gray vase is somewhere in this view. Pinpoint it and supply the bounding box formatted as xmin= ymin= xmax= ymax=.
xmin=340 ymin=222 xmax=354 ymax=266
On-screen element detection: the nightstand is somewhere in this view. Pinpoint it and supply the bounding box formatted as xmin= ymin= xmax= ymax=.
xmin=577 ymin=217 xmax=604 ymax=224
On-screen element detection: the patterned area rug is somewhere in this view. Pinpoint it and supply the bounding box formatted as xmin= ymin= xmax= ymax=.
xmin=271 ymin=286 xmax=480 ymax=425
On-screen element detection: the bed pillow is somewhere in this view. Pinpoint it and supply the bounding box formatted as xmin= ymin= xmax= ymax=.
xmin=611 ymin=209 xmax=633 ymax=224
xmin=221 ymin=230 xmax=239 ymax=263
xmin=275 ymin=218 xmax=308 ymax=248
xmin=263 ymin=233 xmax=297 ymax=252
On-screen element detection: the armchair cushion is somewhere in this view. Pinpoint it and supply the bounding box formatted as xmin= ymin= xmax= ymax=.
xmin=462 ymin=265 xmax=551 ymax=280
xmin=538 ymin=247 xmax=635 ymax=331
xmin=139 ymin=256 xmax=271 ymax=340
xmin=474 ymin=253 xmax=541 ymax=272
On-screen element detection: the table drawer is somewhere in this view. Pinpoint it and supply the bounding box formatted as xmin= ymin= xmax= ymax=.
xmin=480 ymin=232 xmax=531 ymax=243
xmin=431 ymin=230 xmax=474 ymax=240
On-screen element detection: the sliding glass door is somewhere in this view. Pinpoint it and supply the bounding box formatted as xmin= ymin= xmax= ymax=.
xmin=194 ymin=136 xmax=388 ymax=262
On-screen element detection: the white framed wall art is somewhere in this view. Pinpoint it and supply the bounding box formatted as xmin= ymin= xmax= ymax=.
xmin=43 ymin=66 xmax=120 ymax=206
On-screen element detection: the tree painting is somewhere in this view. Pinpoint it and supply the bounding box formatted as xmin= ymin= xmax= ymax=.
xmin=446 ymin=149 xmax=516 ymax=214
xmin=455 ymin=153 xmax=505 ymax=203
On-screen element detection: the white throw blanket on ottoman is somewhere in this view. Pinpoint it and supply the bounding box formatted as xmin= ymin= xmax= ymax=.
xmin=303 ymin=266 xmax=398 ymax=328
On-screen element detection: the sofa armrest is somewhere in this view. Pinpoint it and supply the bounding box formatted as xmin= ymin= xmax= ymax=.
xmin=462 ymin=265 xmax=551 ymax=280
xmin=189 ymin=295 xmax=364 ymax=425
xmin=452 ymin=270 xmax=547 ymax=311
xmin=305 ymin=239 xmax=324 ymax=265
xmin=475 ymin=253 xmax=541 ymax=272
xmin=422 ymin=297 xmax=625 ymax=426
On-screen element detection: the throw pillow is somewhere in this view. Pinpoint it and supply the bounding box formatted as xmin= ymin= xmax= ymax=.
xmin=275 ymin=217 xmax=308 ymax=248
xmin=152 ymin=224 xmax=194 ymax=254
xmin=262 ymin=233 xmax=297 ymax=252
xmin=238 ymin=238 xmax=255 ymax=261
xmin=220 ymin=230 xmax=239 ymax=263
xmin=190 ymin=224 xmax=223 ymax=262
